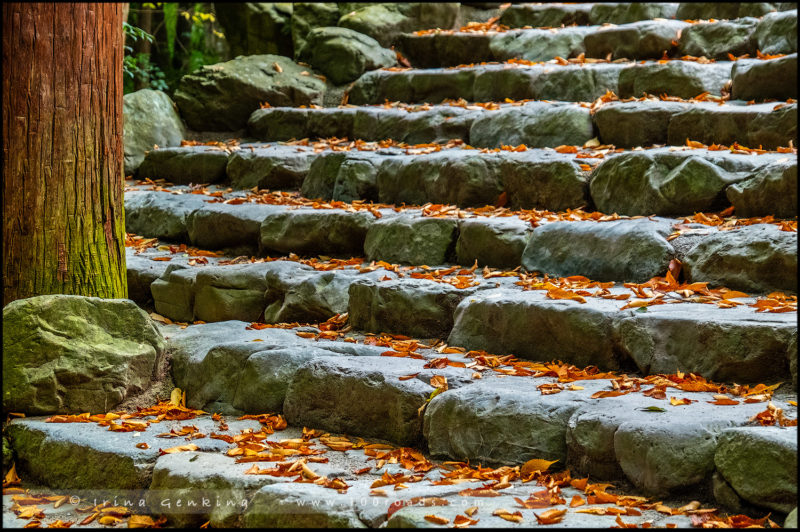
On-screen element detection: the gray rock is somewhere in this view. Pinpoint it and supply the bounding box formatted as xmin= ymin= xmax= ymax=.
xmin=522 ymin=219 xmax=675 ymax=283
xmin=151 ymin=265 xmax=198 ymax=323
xmin=244 ymin=483 xmax=365 ymax=528
xmin=683 ymin=223 xmax=797 ymax=293
xmin=500 ymin=154 xmax=590 ymax=210
xmin=424 ymin=377 xmax=605 ymax=465
xmin=303 ymin=152 xmax=382 ymax=203
xmin=260 ymin=208 xmax=375 ymax=256
xmin=125 ymin=190 xmax=208 ymax=241
xmin=712 ymin=471 xmax=749 ymax=514
xmin=284 ymin=356 xmax=438 ymax=446
xmin=678 ymin=18 xmax=758 ymax=59
xmin=348 ymin=277 xmax=476 ymax=338
xmin=246 ymin=108 xmax=310 ymax=141
xmin=193 ymin=262 xmax=275 ymax=323
xmin=715 ymin=427 xmax=797 ymax=513
xmin=173 ymin=55 xmax=325 ymax=131
xmin=491 ymin=26 xmax=590 ymax=63
xmin=456 ymin=218 xmax=531 ymax=269
xmin=364 ymin=214 xmax=458 ymax=265
xmin=619 ymin=60 xmax=732 ymax=99
xmin=584 ymin=20 xmax=687 ymax=60
xmin=590 ymin=150 xmax=743 ymax=215
xmin=499 ymin=3 xmax=594 ymax=27
xmin=265 ymin=269 xmax=372 ymax=324
xmin=187 ymin=203 xmax=282 ymax=253
xmin=2 ymin=295 xmax=164 ymax=415
xmin=746 ymin=103 xmax=798 ymax=149
xmin=786 ymin=508 xmax=798 ymax=528
xmin=470 ymin=103 xmax=594 ymax=148
xmin=136 ymin=146 xmax=228 ymax=184
xmin=298 ymin=27 xmax=395 ymax=85
xmin=123 ymin=89 xmax=186 ymax=176
xmin=731 ymin=54 xmax=797 ymax=101
xmin=675 ymin=3 xmax=776 ymax=20
xmin=6 ymin=416 xmax=262 ymax=490
xmin=215 ymin=3 xmax=293 ymax=58
xmin=339 ymin=3 xmax=460 ymax=48
xmin=126 ymin=250 xmax=172 ymax=304
xmin=754 ymin=10 xmax=797 ymax=54
xmin=589 ymin=2 xmax=679 ymax=24
xmin=448 ymin=289 xmax=627 ymax=370
xmin=291 ymin=3 xmax=340 ymax=60
xmin=726 ymin=159 xmax=797 ymax=217
xmin=226 ymin=146 xmax=315 ymax=190
xmin=595 ymin=100 xmax=692 ymax=147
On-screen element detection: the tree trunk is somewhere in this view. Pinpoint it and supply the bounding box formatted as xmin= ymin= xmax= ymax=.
xmin=3 ymin=3 xmax=127 ymax=305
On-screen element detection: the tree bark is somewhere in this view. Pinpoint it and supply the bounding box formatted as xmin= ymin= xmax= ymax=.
xmin=3 ymin=3 xmax=127 ymax=305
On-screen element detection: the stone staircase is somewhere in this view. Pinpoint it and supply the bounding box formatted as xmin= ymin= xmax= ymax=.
xmin=6 ymin=2 xmax=798 ymax=528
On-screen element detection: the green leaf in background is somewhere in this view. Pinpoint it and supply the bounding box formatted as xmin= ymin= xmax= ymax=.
xmin=639 ymin=406 xmax=667 ymax=412
xmin=163 ymin=3 xmax=178 ymax=62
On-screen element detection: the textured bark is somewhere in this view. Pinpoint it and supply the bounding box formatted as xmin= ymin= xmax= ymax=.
xmin=3 ymin=3 xmax=127 ymax=305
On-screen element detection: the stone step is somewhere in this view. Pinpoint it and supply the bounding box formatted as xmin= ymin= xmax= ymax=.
xmin=347 ymin=57 xmax=796 ymax=105
xmin=132 ymin=144 xmax=798 ymax=217
xmin=397 ymin=13 xmax=796 ymax=67
xmin=13 ymin=413 xmax=781 ymax=528
xmin=245 ymin=99 xmax=797 ymax=150
xmin=498 ymin=3 xmax=791 ymax=29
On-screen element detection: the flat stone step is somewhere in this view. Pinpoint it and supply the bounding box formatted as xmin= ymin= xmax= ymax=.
xmin=348 ymin=59 xmax=769 ymax=105
xmin=130 ymin=144 xmax=797 ymax=218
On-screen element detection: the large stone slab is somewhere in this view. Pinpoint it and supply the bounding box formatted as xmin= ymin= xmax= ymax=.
xmin=364 ymin=214 xmax=458 ymax=265
xmin=499 ymin=2 xmax=678 ymax=28
xmin=726 ymin=159 xmax=797 ymax=218
xmin=123 ymin=89 xmax=186 ymax=175
xmin=125 ymin=190 xmax=208 ymax=241
xmin=226 ymin=145 xmax=316 ymax=190
xmin=455 ymin=217 xmax=531 ymax=268
xmin=522 ymin=219 xmax=675 ymax=283
xmin=244 ymin=483 xmax=366 ymax=528
xmin=714 ymin=427 xmax=798 ymax=513
xmin=151 ymin=265 xmax=199 ymax=323
xmin=618 ymin=60 xmax=732 ymax=99
xmin=754 ymin=10 xmax=798 ymax=55
xmin=303 ymin=151 xmax=383 ymax=203
xmin=469 ymin=102 xmax=594 ymax=148
xmin=595 ymin=100 xmax=693 ymax=147
xmin=298 ymin=26 xmax=395 ymax=85
xmin=3 ymin=295 xmax=165 ymax=415
xmin=683 ymin=223 xmax=797 ymax=294
xmin=584 ymin=20 xmax=687 ymax=60
xmin=260 ymin=208 xmax=376 ymax=256
xmin=731 ymin=53 xmax=797 ymax=101
xmin=136 ymin=146 xmax=228 ymax=184
xmin=192 ymin=262 xmax=275 ymax=323
xmin=678 ymin=18 xmax=758 ymax=59
xmin=126 ymin=249 xmax=172 ymax=305
xmin=348 ymin=277 xmax=477 ymax=338
xmin=338 ymin=3 xmax=460 ymax=48
xmin=173 ymin=55 xmax=326 ymax=131
xmin=186 ymin=203 xmax=282 ymax=253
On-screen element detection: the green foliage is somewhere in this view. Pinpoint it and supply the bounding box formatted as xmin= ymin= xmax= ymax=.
xmin=123 ymin=3 xmax=225 ymax=95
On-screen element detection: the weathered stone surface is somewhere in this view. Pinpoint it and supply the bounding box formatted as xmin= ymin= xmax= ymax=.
xmin=584 ymin=20 xmax=687 ymax=60
xmin=499 ymin=3 xmax=678 ymax=28
xmin=187 ymin=203 xmax=282 ymax=252
xmin=126 ymin=250 xmax=172 ymax=305
xmin=244 ymin=483 xmax=366 ymax=528
xmin=303 ymin=152 xmax=382 ymax=202
xmin=291 ymin=3 xmax=340 ymax=59
xmin=448 ymin=289 xmax=627 ymax=370
xmin=567 ymin=393 xmax=778 ymax=495
xmin=6 ymin=417 xmax=261 ymax=490
xmin=675 ymin=3 xmax=779 ymax=20
xmin=215 ymin=2 xmax=293 ymax=58
xmin=226 ymin=145 xmax=315 ymax=190
xmin=501 ymin=154 xmax=590 ymax=210
xmin=683 ymin=223 xmax=797 ymax=293
xmin=595 ymin=101 xmax=692 ymax=147
xmin=348 ymin=278 xmax=476 ymax=338
xmin=589 ymin=150 xmax=743 ymax=215
xmin=260 ymin=208 xmax=376 ymax=256
xmin=424 ymin=377 xmax=607 ymax=465
xmin=3 ymin=296 xmax=164 ymax=415
xmin=247 ymin=108 xmax=310 ymax=141
xmin=754 ymin=10 xmax=797 ymax=54
xmin=364 ymin=214 xmax=458 ymax=265
xmin=284 ymin=356 xmax=438 ymax=446
xmin=731 ymin=54 xmax=797 ymax=101
xmin=786 ymin=508 xmax=798 ymax=528
xmin=151 ymin=265 xmax=198 ymax=323
xmin=299 ymin=27 xmax=395 ymax=84
xmin=491 ymin=26 xmax=590 ymax=63
xmin=522 ymin=219 xmax=675 ymax=282
xmin=715 ymin=427 xmax=797 ymax=513
xmin=666 ymin=102 xmax=798 ymax=149
xmin=173 ymin=55 xmax=325 ymax=131
xmin=338 ymin=3 xmax=460 ymax=48
xmin=678 ymin=18 xmax=758 ymax=59
xmin=125 ymin=191 xmax=204 ymax=241
xmin=726 ymin=159 xmax=797 ymax=217
xmin=456 ymin=218 xmax=531 ymax=269
xmin=619 ymin=60 xmax=732 ymax=98
xmin=470 ymin=103 xmax=594 ymax=148
xmin=123 ymin=89 xmax=186 ymax=175
xmin=192 ymin=262 xmax=274 ymax=323
xmin=588 ymin=2 xmax=679 ymax=24
xmin=136 ymin=146 xmax=228 ymax=184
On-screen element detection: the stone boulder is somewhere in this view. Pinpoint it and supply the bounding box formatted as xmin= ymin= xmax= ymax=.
xmin=123 ymin=89 xmax=185 ymax=176
xmin=173 ymin=55 xmax=325 ymax=131
xmin=3 ymin=295 xmax=165 ymax=415
xmin=754 ymin=9 xmax=797 ymax=54
xmin=290 ymin=3 xmax=340 ymax=60
xmin=584 ymin=20 xmax=687 ymax=60
xmin=298 ymin=27 xmax=395 ymax=85
xmin=260 ymin=209 xmax=375 ymax=256
xmin=364 ymin=215 xmax=458 ymax=265
xmin=214 ymin=3 xmax=294 ymax=58
xmin=731 ymin=54 xmax=797 ymax=101
xmin=136 ymin=146 xmax=228 ymax=184
xmin=618 ymin=61 xmax=732 ymax=99
xmin=338 ymin=3 xmax=460 ymax=48
xmin=677 ymin=18 xmax=758 ymax=59
xmin=726 ymin=159 xmax=797 ymax=218
xmin=469 ymin=103 xmax=594 ymax=148
xmin=682 ymin=224 xmax=797 ymax=294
